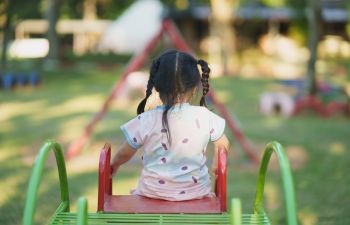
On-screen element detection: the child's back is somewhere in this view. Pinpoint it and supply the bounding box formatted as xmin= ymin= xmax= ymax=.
xmin=111 ymin=50 xmax=228 ymax=201
xmin=121 ymin=103 xmax=225 ymax=200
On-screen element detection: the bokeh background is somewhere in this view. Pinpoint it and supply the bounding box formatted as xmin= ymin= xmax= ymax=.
xmin=1 ymin=0 xmax=350 ymax=225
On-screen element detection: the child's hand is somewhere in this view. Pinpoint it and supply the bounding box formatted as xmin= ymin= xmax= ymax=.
xmin=110 ymin=141 xmax=137 ymax=178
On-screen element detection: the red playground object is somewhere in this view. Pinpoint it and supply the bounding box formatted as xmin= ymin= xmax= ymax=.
xmin=98 ymin=143 xmax=227 ymax=213
xmin=293 ymin=95 xmax=348 ymax=117
xmin=66 ymin=19 xmax=258 ymax=164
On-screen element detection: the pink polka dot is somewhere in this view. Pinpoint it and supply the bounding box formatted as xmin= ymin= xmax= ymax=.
xmin=210 ymin=128 xmax=215 ymax=134
xmin=182 ymin=138 xmax=188 ymax=143
xmin=161 ymin=157 xmax=166 ymax=163
xmin=195 ymin=119 xmax=200 ymax=128
xmin=181 ymin=166 xmax=188 ymax=171
xmin=133 ymin=137 xmax=137 ymax=143
xmin=179 ymin=191 xmax=185 ymax=194
xmin=192 ymin=176 xmax=198 ymax=183
xmin=158 ymin=180 xmax=165 ymax=184
xmin=161 ymin=143 xmax=168 ymax=150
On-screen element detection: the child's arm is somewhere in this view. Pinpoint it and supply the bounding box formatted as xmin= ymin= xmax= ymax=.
xmin=111 ymin=141 xmax=137 ymax=176
xmin=212 ymin=134 xmax=229 ymax=175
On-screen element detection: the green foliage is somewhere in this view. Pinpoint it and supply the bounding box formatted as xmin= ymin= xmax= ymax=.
xmin=9 ymin=0 xmax=42 ymax=20
xmin=287 ymin=20 xmax=308 ymax=46
xmin=59 ymin=0 xmax=134 ymax=20
xmin=60 ymin=0 xmax=82 ymax=19
xmin=96 ymin=0 xmax=134 ymax=20
xmin=62 ymin=51 xmax=132 ymax=64
xmin=346 ymin=3 xmax=350 ymax=39
xmin=260 ymin=0 xmax=287 ymax=8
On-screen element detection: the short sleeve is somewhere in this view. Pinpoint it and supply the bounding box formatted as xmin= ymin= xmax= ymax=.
xmin=208 ymin=110 xmax=226 ymax=142
xmin=120 ymin=114 xmax=149 ymax=150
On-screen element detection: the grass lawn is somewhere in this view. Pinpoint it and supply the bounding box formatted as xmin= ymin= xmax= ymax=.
xmin=0 ymin=66 xmax=349 ymax=225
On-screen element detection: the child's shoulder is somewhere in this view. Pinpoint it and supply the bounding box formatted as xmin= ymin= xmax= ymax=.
xmin=188 ymin=105 xmax=212 ymax=114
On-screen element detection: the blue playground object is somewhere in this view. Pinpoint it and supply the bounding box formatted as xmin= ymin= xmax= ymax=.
xmin=28 ymin=71 xmax=40 ymax=86
xmin=16 ymin=73 xmax=27 ymax=87
xmin=280 ymin=79 xmax=305 ymax=100
xmin=2 ymin=73 xmax=16 ymax=89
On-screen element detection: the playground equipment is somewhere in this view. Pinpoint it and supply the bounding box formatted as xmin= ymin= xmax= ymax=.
xmin=67 ymin=19 xmax=259 ymax=164
xmin=259 ymin=92 xmax=295 ymax=117
xmin=279 ymin=79 xmax=349 ymax=117
xmin=23 ymin=140 xmax=298 ymax=225
xmin=1 ymin=71 xmax=40 ymax=89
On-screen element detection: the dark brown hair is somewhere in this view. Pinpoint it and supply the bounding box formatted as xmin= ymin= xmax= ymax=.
xmin=137 ymin=50 xmax=211 ymax=144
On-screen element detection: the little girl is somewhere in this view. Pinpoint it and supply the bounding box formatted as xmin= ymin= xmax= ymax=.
xmin=111 ymin=50 xmax=229 ymax=201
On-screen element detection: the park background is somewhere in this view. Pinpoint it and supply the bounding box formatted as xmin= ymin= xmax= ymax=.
xmin=0 ymin=0 xmax=350 ymax=225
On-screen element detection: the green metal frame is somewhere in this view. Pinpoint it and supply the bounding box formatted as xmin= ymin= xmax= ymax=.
xmin=253 ymin=141 xmax=298 ymax=225
xmin=22 ymin=140 xmax=70 ymax=225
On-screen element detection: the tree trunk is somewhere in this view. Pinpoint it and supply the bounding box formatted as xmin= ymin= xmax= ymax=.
xmin=209 ymin=0 xmax=236 ymax=76
xmin=306 ymin=0 xmax=322 ymax=95
xmin=44 ymin=0 xmax=63 ymax=67
xmin=1 ymin=0 xmax=11 ymax=72
xmin=83 ymin=0 xmax=97 ymax=20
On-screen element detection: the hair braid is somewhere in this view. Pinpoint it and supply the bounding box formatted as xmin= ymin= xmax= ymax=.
xmin=137 ymin=59 xmax=159 ymax=114
xmin=197 ymin=59 xmax=210 ymax=107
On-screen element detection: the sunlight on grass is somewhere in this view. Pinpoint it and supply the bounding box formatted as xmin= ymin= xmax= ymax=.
xmin=262 ymin=116 xmax=286 ymax=129
xmin=264 ymin=181 xmax=280 ymax=211
xmin=213 ymin=90 xmax=231 ymax=103
xmin=0 ymin=147 xmax=18 ymax=161
xmin=32 ymin=94 xmax=105 ymax=121
xmin=285 ymin=145 xmax=309 ymax=170
xmin=0 ymin=100 xmax=46 ymax=122
xmin=298 ymin=208 xmax=318 ymax=225
xmin=329 ymin=142 xmax=346 ymax=156
xmin=0 ymin=174 xmax=24 ymax=207
xmin=0 ymin=120 xmax=16 ymax=134
xmin=58 ymin=117 xmax=92 ymax=141
xmin=67 ymin=151 xmax=100 ymax=174
xmin=114 ymin=98 xmax=142 ymax=114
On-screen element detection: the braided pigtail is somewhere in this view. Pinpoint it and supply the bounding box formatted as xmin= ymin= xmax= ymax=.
xmin=162 ymin=105 xmax=172 ymax=144
xmin=197 ymin=59 xmax=211 ymax=107
xmin=137 ymin=59 xmax=159 ymax=114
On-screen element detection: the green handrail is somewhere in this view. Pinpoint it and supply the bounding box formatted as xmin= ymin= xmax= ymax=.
xmin=77 ymin=197 xmax=88 ymax=225
xmin=253 ymin=141 xmax=298 ymax=225
xmin=22 ymin=140 xmax=70 ymax=225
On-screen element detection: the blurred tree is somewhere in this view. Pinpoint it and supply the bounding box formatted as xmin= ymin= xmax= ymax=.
xmin=259 ymin=0 xmax=321 ymax=95
xmin=44 ymin=0 xmax=63 ymax=68
xmin=84 ymin=0 xmax=97 ymax=20
xmin=1 ymin=0 xmax=11 ymax=71
xmin=306 ymin=0 xmax=322 ymax=95
xmin=59 ymin=0 xmax=134 ymax=20
xmin=1 ymin=0 xmax=41 ymax=71
xmin=261 ymin=0 xmax=286 ymax=8
xmin=96 ymin=0 xmax=134 ymax=19
xmin=346 ymin=3 xmax=350 ymax=39
xmin=209 ymin=0 xmax=237 ymax=76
